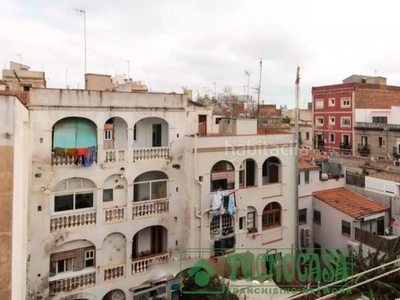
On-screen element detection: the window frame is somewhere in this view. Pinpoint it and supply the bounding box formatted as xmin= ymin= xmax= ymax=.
xmin=247 ymin=212 xmax=256 ymax=229
xmin=329 ymin=133 xmax=335 ymax=143
xmin=210 ymin=213 xmax=233 ymax=238
xmin=372 ymin=116 xmax=388 ymax=124
xmin=104 ymin=129 xmax=113 ymax=140
xmin=55 ymin=257 xmax=74 ymax=274
xmin=262 ymin=203 xmax=281 ymax=230
xmin=133 ymin=179 xmax=168 ymax=202
xmin=306 ymin=132 xmax=310 ymax=140
xmin=53 ymin=190 xmax=95 ymax=214
xmin=304 ymin=171 xmax=310 ymax=184
xmin=298 ymin=209 xmax=307 ymax=224
xmin=85 ymin=249 xmax=95 ymax=268
xmin=341 ymin=97 xmax=351 ymax=108
xmin=379 ymin=137 xmax=386 ymax=148
xmin=329 ymin=116 xmax=335 ymax=125
xmin=328 ymin=98 xmax=335 ymax=107
xmin=341 ymin=117 xmax=351 ymax=127
xmin=316 ymin=117 xmax=324 ymax=126
xmin=341 ymin=220 xmax=351 ymax=237
xmin=313 ymin=210 xmax=321 ymax=225
xmin=315 ymin=99 xmax=324 ymax=109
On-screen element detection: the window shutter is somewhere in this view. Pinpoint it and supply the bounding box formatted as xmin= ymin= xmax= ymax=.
xmin=73 ymin=249 xmax=85 ymax=271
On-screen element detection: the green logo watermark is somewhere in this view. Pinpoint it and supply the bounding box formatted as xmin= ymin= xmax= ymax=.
xmin=180 ymin=248 xmax=353 ymax=296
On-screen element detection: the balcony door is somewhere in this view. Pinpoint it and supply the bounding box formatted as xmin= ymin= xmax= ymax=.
xmin=152 ymin=124 xmax=162 ymax=147
xmin=343 ymin=134 xmax=350 ymax=145
xmin=361 ymin=136 xmax=368 ymax=146
xmin=151 ymin=226 xmax=164 ymax=254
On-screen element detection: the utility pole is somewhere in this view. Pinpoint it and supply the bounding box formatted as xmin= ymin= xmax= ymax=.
xmin=257 ymin=58 xmax=263 ymax=120
xmin=245 ymin=70 xmax=251 ymax=101
xmin=294 ymin=66 xmax=301 ymax=256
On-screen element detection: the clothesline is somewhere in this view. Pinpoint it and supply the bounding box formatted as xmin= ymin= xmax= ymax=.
xmin=218 ymin=188 xmax=239 ymax=196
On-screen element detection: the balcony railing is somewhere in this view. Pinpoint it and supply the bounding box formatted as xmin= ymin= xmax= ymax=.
xmin=357 ymin=144 xmax=370 ymax=155
xmin=355 ymin=122 xmax=400 ymax=130
xmin=49 ymin=271 xmax=96 ymax=295
xmin=393 ymin=147 xmax=400 ymax=159
xmin=131 ymin=252 xmax=169 ymax=274
xmin=133 ymin=147 xmax=169 ymax=162
xmin=50 ymin=211 xmax=96 ymax=232
xmin=132 ymin=199 xmax=169 ymax=219
xmin=51 ymin=152 xmax=98 ymax=166
xmin=355 ymin=227 xmax=400 ymax=253
xmin=104 ymin=206 xmax=126 ymax=223
xmin=103 ymin=263 xmax=125 ymax=281
xmin=104 ymin=149 xmax=126 ymax=162
xmin=340 ymin=142 xmax=352 ymax=150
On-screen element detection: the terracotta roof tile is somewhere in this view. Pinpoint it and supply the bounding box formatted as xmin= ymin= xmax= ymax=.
xmin=298 ymin=160 xmax=320 ymax=171
xmin=312 ymin=188 xmax=388 ymax=219
xmin=368 ymin=172 xmax=400 ymax=183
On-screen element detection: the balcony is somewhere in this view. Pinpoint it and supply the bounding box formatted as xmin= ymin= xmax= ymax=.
xmin=133 ymin=147 xmax=169 ymax=162
xmin=131 ymin=252 xmax=169 ymax=274
xmin=132 ymin=199 xmax=169 ymax=219
xmin=104 ymin=149 xmax=126 ymax=162
xmin=340 ymin=142 xmax=352 ymax=150
xmin=102 ymin=263 xmax=125 ymax=282
xmin=355 ymin=227 xmax=399 ymax=253
xmin=355 ymin=122 xmax=400 ymax=131
xmin=50 ymin=210 xmax=96 ymax=232
xmin=104 ymin=206 xmax=126 ymax=223
xmin=357 ymin=144 xmax=370 ymax=155
xmin=52 ymin=151 xmax=98 ymax=166
xmin=393 ymin=147 xmax=400 ymax=159
xmin=49 ymin=270 xmax=95 ymax=295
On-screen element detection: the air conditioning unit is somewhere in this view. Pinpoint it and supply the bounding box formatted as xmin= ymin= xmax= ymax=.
xmin=347 ymin=240 xmax=360 ymax=250
xmin=303 ymin=236 xmax=312 ymax=247
xmin=301 ymin=227 xmax=311 ymax=237
xmin=320 ymin=173 xmax=329 ymax=181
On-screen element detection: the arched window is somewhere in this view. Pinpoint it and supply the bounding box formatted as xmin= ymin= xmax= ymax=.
xmin=53 ymin=178 xmax=96 ymax=213
xmin=133 ymin=171 xmax=168 ymax=202
xmin=262 ymin=202 xmax=281 ymax=230
xmin=239 ymin=159 xmax=257 ymax=188
xmin=210 ymin=161 xmax=235 ymax=192
xmin=210 ymin=213 xmax=233 ymax=237
xmin=262 ymin=157 xmax=281 ymax=185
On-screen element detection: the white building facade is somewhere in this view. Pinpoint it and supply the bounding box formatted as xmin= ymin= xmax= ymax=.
xmin=1 ymin=88 xmax=298 ymax=300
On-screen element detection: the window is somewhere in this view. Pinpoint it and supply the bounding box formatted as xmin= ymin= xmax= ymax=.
xmin=210 ymin=213 xmax=233 ymax=237
xmin=343 ymin=134 xmax=350 ymax=144
xmin=341 ymin=117 xmax=351 ymax=127
xmin=211 ymin=161 xmax=235 ymax=192
xmin=304 ymin=171 xmax=310 ymax=183
xmin=134 ymin=171 xmax=168 ymax=202
xmin=103 ymin=189 xmax=113 ymax=202
xmin=313 ymin=210 xmax=321 ymax=225
xmin=215 ymin=118 xmax=222 ymax=124
xmin=372 ymin=116 xmax=387 ymax=124
xmin=133 ymin=125 xmax=137 ymax=141
xmin=329 ymin=117 xmax=335 ymax=124
xmin=379 ymin=137 xmax=386 ymax=147
xmin=262 ymin=157 xmax=281 ymax=185
xmin=316 ymin=117 xmax=324 ymax=125
xmin=54 ymin=192 xmax=94 ymax=212
xmin=341 ymin=98 xmax=351 ymax=107
xmin=330 ymin=133 xmax=335 ymax=143
xmin=239 ymin=170 xmax=244 ymax=185
xmin=85 ymin=250 xmax=95 ymax=267
xmin=299 ymin=209 xmax=307 ymax=224
xmin=104 ymin=130 xmax=113 ymax=140
xmin=247 ymin=212 xmax=256 ymax=229
xmin=306 ymin=132 xmax=310 ymax=140
xmin=239 ymin=217 xmax=245 ymax=230
xmin=262 ymin=202 xmax=281 ymax=230
xmin=315 ymin=99 xmax=324 ymax=109
xmin=56 ymin=258 xmax=74 ymax=274
xmin=341 ymin=220 xmax=351 ymax=236
xmin=329 ymin=98 xmax=335 ymax=107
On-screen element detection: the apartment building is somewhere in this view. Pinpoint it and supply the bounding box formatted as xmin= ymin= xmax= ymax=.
xmin=354 ymin=106 xmax=400 ymax=161
xmin=297 ymin=151 xmax=345 ymax=255
xmin=0 ymin=83 xmax=297 ymax=299
xmin=312 ymin=75 xmax=400 ymax=156
xmin=286 ymin=103 xmax=313 ymax=149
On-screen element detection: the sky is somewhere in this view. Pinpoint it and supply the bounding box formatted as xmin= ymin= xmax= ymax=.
xmin=2 ymin=0 xmax=400 ymax=108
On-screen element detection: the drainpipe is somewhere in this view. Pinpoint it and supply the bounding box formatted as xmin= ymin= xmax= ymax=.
xmin=194 ymin=134 xmax=203 ymax=258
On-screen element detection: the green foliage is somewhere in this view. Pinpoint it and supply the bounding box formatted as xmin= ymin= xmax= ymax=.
xmin=180 ymin=274 xmax=238 ymax=300
xmin=332 ymin=238 xmax=400 ymax=300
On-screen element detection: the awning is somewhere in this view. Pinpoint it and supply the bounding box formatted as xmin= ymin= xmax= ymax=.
xmin=363 ymin=212 xmax=386 ymax=222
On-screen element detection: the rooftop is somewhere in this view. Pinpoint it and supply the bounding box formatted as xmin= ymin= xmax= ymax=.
xmin=313 ymin=188 xmax=389 ymax=219
xmin=368 ymin=171 xmax=400 ymax=183
xmin=299 ymin=149 xmax=328 ymax=161
xmin=298 ymin=160 xmax=320 ymax=171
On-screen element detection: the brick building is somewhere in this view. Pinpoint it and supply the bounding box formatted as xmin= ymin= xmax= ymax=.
xmin=312 ymin=75 xmax=400 ymax=156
